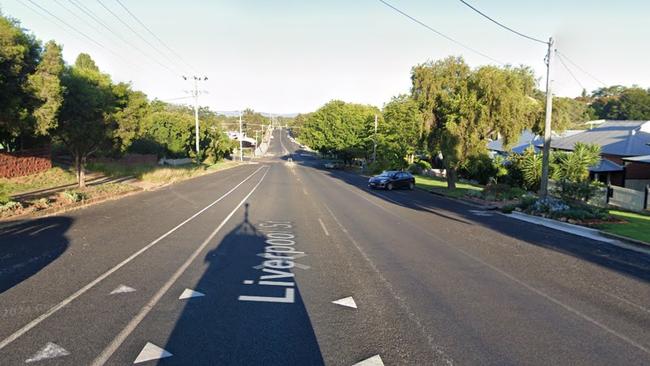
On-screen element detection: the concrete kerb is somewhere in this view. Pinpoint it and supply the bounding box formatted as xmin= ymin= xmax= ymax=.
xmin=504 ymin=211 xmax=650 ymax=256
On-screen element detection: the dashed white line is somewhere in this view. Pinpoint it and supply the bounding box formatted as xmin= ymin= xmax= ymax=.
xmin=318 ymin=218 xmax=330 ymax=236
xmin=110 ymin=285 xmax=136 ymax=295
xmin=91 ymin=167 xmax=270 ymax=366
xmin=28 ymin=224 xmax=59 ymax=236
xmin=0 ymin=166 xmax=265 ymax=351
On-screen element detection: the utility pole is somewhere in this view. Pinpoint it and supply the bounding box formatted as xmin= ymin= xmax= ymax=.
xmin=372 ymin=114 xmax=378 ymax=163
xmin=539 ymin=38 xmax=555 ymax=199
xmin=239 ymin=111 xmax=243 ymax=162
xmin=183 ymin=75 xmax=208 ymax=163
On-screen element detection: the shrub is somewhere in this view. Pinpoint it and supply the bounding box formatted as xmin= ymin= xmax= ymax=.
xmin=61 ymin=190 xmax=87 ymax=203
xmin=31 ymin=198 xmax=51 ymax=210
xmin=0 ymin=201 xmax=22 ymax=214
xmin=460 ymin=154 xmax=498 ymax=185
xmin=553 ymin=179 xmax=604 ymax=202
xmin=407 ymin=159 xmax=432 ymax=174
xmin=0 ymin=183 xmax=9 ymax=205
xmin=481 ymin=183 xmax=526 ymax=201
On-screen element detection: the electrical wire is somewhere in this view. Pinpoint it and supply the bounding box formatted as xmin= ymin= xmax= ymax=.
xmin=377 ymin=0 xmax=504 ymax=65
xmin=65 ymin=0 xmax=180 ymax=75
xmin=556 ymin=51 xmax=607 ymax=87
xmin=457 ymin=0 xmax=547 ymax=45
xmin=556 ymin=53 xmax=585 ymax=90
xmin=113 ymin=0 xmax=198 ymax=73
xmin=95 ymin=0 xmax=186 ymax=75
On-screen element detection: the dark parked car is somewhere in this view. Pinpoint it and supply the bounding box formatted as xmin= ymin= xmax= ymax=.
xmin=368 ymin=171 xmax=415 ymax=190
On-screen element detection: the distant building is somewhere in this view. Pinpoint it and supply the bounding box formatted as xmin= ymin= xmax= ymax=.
xmin=487 ymin=129 xmax=582 ymax=155
xmin=227 ymin=131 xmax=257 ymax=148
xmin=546 ymin=120 xmax=650 ymax=190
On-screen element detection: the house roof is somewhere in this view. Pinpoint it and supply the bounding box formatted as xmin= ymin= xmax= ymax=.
xmin=547 ymin=120 xmax=650 ymax=157
xmin=488 ymin=129 xmax=582 ymax=154
xmin=590 ymin=158 xmax=624 ymax=173
xmin=622 ymin=155 xmax=650 ymax=164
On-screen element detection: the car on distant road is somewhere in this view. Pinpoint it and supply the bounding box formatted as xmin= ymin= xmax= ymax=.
xmin=368 ymin=171 xmax=415 ymax=190
xmin=323 ymin=160 xmax=343 ymax=169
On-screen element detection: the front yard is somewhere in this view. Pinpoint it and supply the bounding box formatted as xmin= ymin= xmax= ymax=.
xmin=414 ymin=175 xmax=483 ymax=198
xmin=598 ymin=210 xmax=650 ymax=244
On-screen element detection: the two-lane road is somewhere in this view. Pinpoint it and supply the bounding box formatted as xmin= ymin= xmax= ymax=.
xmin=0 ymin=128 xmax=649 ymax=365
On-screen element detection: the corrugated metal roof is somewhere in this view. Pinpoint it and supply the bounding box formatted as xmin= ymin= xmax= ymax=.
xmin=548 ymin=120 xmax=650 ymax=156
xmin=488 ymin=129 xmax=582 ymax=154
xmin=589 ymin=158 xmax=624 ymax=172
xmin=623 ymin=155 xmax=650 ymax=164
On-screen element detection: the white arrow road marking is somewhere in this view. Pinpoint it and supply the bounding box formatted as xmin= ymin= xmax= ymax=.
xmin=25 ymin=342 xmax=70 ymax=363
xmin=332 ymin=296 xmax=357 ymax=309
xmin=178 ymin=289 xmax=205 ymax=300
xmin=110 ymin=285 xmax=136 ymax=295
xmin=353 ymin=355 xmax=384 ymax=366
xmin=133 ymin=342 xmax=172 ymax=364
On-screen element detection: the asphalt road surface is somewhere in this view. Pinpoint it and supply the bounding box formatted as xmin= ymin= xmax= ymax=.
xmin=1 ymin=129 xmax=649 ymax=365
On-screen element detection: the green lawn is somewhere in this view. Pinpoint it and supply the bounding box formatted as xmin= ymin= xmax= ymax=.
xmin=87 ymin=160 xmax=239 ymax=184
xmin=1 ymin=167 xmax=77 ymax=196
xmin=599 ymin=210 xmax=650 ymax=244
xmin=415 ymin=175 xmax=483 ymax=198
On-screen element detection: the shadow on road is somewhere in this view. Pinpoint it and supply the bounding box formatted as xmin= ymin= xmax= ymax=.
xmin=160 ymin=203 xmax=324 ymax=365
xmin=319 ymin=167 xmax=650 ymax=284
xmin=0 ymin=217 xmax=72 ymax=294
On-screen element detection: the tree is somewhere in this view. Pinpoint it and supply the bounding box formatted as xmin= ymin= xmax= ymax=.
xmin=0 ymin=13 xmax=40 ymax=149
xmin=590 ymin=86 xmax=650 ymax=120
xmin=112 ymin=82 xmax=150 ymax=152
xmin=27 ymin=40 xmax=64 ymax=135
xmin=411 ymin=56 xmax=538 ymax=189
xmin=56 ymin=54 xmax=115 ymax=188
xmin=381 ymin=95 xmax=422 ymax=166
xmin=301 ymin=100 xmax=378 ymax=164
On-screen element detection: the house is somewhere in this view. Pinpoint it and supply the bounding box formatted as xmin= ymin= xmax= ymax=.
xmin=487 ymin=129 xmax=582 ymax=155
xmin=546 ymin=120 xmax=650 ymax=190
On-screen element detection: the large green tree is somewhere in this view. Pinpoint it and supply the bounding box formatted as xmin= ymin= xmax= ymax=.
xmin=381 ymin=95 xmax=422 ymax=166
xmin=0 ymin=13 xmax=40 ymax=149
xmin=411 ymin=56 xmax=538 ymax=188
xmin=112 ymin=82 xmax=150 ymax=152
xmin=301 ymin=100 xmax=378 ymax=164
xmin=590 ymin=86 xmax=650 ymax=120
xmin=56 ymin=54 xmax=116 ymax=187
xmin=27 ymin=40 xmax=64 ymax=135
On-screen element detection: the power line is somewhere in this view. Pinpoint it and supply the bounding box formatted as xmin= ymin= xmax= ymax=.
xmin=377 ymin=0 xmax=504 ymax=65
xmin=113 ymin=0 xmax=198 ymax=73
xmin=95 ymin=0 xmax=186 ymax=75
xmin=556 ymin=51 xmax=607 ymax=87
xmin=65 ymin=0 xmax=180 ymax=75
xmin=556 ymin=52 xmax=585 ymax=90
xmin=457 ymin=0 xmax=547 ymax=45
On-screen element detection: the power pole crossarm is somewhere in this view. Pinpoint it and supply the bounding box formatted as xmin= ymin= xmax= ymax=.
xmin=539 ymin=37 xmax=555 ymax=199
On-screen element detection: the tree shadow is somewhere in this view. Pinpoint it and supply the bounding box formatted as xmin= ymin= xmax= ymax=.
xmin=160 ymin=203 xmax=324 ymax=365
xmin=319 ymin=168 xmax=650 ymax=284
xmin=0 ymin=217 xmax=72 ymax=293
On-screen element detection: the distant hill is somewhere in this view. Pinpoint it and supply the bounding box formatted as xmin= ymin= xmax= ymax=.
xmin=215 ymin=111 xmax=298 ymax=118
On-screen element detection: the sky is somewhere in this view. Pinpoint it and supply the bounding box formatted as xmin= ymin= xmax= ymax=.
xmin=1 ymin=0 xmax=649 ymax=114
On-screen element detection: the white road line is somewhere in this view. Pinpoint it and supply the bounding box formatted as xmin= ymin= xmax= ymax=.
xmin=110 ymin=285 xmax=136 ymax=295
xmin=318 ymin=218 xmax=330 ymax=236
xmin=133 ymin=342 xmax=172 ymax=364
xmin=322 ymin=203 xmax=454 ymax=364
xmin=0 ymin=166 xmax=265 ymax=351
xmin=90 ymin=167 xmax=270 ymax=366
xmin=331 ymin=182 xmax=650 ymax=356
xmin=28 ymin=224 xmax=59 ymax=236
xmin=178 ymin=289 xmax=205 ymax=300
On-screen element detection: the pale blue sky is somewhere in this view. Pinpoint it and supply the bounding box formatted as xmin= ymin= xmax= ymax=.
xmin=2 ymin=0 xmax=648 ymax=113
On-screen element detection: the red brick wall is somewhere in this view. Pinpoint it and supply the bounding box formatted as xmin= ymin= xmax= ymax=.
xmin=0 ymin=148 xmax=52 ymax=178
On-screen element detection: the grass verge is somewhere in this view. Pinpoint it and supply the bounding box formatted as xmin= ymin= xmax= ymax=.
xmin=1 ymin=167 xmax=77 ymax=197
xmin=415 ymin=175 xmax=483 ymax=198
xmin=87 ymin=160 xmax=238 ymax=185
xmin=598 ymin=210 xmax=650 ymax=244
